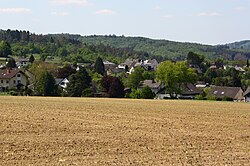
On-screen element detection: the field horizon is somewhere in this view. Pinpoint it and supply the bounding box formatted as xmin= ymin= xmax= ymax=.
xmin=0 ymin=96 xmax=249 ymax=165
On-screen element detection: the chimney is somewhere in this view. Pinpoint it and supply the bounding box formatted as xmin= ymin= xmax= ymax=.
xmin=6 ymin=69 xmax=11 ymax=74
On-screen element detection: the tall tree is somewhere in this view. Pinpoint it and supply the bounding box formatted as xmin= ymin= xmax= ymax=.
xmin=35 ymin=71 xmax=57 ymax=96
xmin=94 ymin=57 xmax=105 ymax=75
xmin=66 ymin=67 xmax=92 ymax=97
xmin=57 ymin=47 xmax=68 ymax=57
xmin=6 ymin=58 xmax=16 ymax=68
xmin=187 ymin=52 xmax=204 ymax=67
xmin=127 ymin=67 xmax=145 ymax=88
xmin=101 ymin=75 xmax=125 ymax=98
xmin=156 ymin=61 xmax=197 ymax=98
xmin=108 ymin=77 xmax=125 ymax=98
xmin=54 ymin=64 xmax=76 ymax=78
xmin=29 ymin=54 xmax=35 ymax=63
xmin=0 ymin=41 xmax=12 ymax=57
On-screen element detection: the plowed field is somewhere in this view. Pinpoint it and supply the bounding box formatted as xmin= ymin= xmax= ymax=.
xmin=0 ymin=96 xmax=249 ymax=165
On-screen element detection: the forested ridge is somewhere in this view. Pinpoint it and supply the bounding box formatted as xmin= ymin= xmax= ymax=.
xmin=0 ymin=29 xmax=250 ymax=63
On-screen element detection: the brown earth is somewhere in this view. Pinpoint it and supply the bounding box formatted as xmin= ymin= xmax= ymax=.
xmin=0 ymin=96 xmax=249 ymax=165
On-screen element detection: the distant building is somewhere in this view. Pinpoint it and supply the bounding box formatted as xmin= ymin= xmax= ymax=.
xmin=243 ymin=87 xmax=250 ymax=102
xmin=143 ymin=59 xmax=159 ymax=71
xmin=16 ymin=58 xmax=30 ymax=68
xmin=103 ymin=61 xmax=117 ymax=70
xmin=0 ymin=68 xmax=28 ymax=91
xmin=179 ymin=83 xmax=203 ymax=99
xmin=118 ymin=58 xmax=159 ymax=74
xmin=138 ymin=80 xmax=164 ymax=94
xmin=55 ymin=78 xmax=69 ymax=90
xmin=207 ymin=86 xmax=244 ymax=101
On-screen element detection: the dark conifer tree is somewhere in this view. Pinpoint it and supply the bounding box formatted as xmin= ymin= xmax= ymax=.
xmin=66 ymin=67 xmax=92 ymax=97
xmin=94 ymin=57 xmax=105 ymax=75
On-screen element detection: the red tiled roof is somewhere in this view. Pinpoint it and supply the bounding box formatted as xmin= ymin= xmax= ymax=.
xmin=0 ymin=68 xmax=23 ymax=79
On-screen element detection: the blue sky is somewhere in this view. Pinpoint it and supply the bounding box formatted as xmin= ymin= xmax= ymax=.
xmin=0 ymin=0 xmax=249 ymax=45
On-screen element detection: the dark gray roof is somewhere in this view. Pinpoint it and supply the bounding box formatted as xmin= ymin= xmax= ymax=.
xmin=181 ymin=83 xmax=203 ymax=95
xmin=208 ymin=86 xmax=243 ymax=99
xmin=55 ymin=78 xmax=64 ymax=85
xmin=140 ymin=80 xmax=161 ymax=89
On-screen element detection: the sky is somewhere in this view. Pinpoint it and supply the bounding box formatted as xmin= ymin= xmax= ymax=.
xmin=0 ymin=0 xmax=249 ymax=45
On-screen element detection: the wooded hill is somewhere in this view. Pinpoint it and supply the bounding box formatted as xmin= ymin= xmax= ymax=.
xmin=79 ymin=35 xmax=250 ymax=61
xmin=1 ymin=29 xmax=250 ymax=63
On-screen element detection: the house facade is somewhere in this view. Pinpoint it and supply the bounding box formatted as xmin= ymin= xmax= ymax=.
xmin=0 ymin=68 xmax=28 ymax=91
xmin=55 ymin=78 xmax=69 ymax=90
xmin=16 ymin=58 xmax=30 ymax=68
xmin=243 ymin=87 xmax=250 ymax=102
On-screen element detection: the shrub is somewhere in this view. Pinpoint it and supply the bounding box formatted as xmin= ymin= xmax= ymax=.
xmin=140 ymin=86 xmax=156 ymax=99
xmin=195 ymin=94 xmax=204 ymax=100
xmin=9 ymin=90 xmax=18 ymax=96
xmin=82 ymin=88 xmax=94 ymax=97
xmin=207 ymin=95 xmax=216 ymax=101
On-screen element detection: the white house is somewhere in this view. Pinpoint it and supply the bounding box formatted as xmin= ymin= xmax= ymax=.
xmin=55 ymin=78 xmax=69 ymax=90
xmin=0 ymin=68 xmax=28 ymax=91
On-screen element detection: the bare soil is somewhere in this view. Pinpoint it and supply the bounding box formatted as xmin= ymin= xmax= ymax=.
xmin=0 ymin=96 xmax=249 ymax=165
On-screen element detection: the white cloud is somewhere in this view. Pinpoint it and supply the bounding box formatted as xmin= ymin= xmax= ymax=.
xmin=153 ymin=6 xmax=161 ymax=11
xmin=162 ymin=15 xmax=173 ymax=19
xmin=0 ymin=8 xmax=31 ymax=14
xmin=233 ymin=7 xmax=245 ymax=11
xmin=198 ymin=12 xmax=221 ymax=17
xmin=50 ymin=0 xmax=89 ymax=5
xmin=51 ymin=11 xmax=70 ymax=16
xmin=96 ymin=9 xmax=116 ymax=15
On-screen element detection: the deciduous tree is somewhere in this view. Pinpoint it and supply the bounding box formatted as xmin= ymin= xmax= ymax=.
xmin=156 ymin=61 xmax=197 ymax=98
xmin=140 ymin=86 xmax=155 ymax=99
xmin=35 ymin=71 xmax=57 ymax=96
xmin=127 ymin=67 xmax=145 ymax=88
xmin=0 ymin=41 xmax=12 ymax=57
xmin=6 ymin=58 xmax=16 ymax=68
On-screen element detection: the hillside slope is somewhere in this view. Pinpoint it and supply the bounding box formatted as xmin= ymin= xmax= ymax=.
xmin=1 ymin=29 xmax=250 ymax=61
xmin=79 ymin=35 xmax=250 ymax=60
xmin=227 ymin=40 xmax=250 ymax=50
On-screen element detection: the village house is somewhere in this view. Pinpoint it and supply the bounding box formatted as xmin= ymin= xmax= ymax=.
xmin=107 ymin=68 xmax=125 ymax=76
xmin=55 ymin=78 xmax=69 ymax=90
xmin=243 ymin=87 xmax=250 ymax=102
xmin=138 ymin=80 xmax=164 ymax=94
xmin=207 ymin=86 xmax=244 ymax=101
xmin=143 ymin=59 xmax=159 ymax=71
xmin=118 ymin=59 xmax=140 ymax=69
xmin=16 ymin=58 xmax=30 ymax=68
xmin=178 ymin=83 xmax=203 ymax=99
xmin=195 ymin=81 xmax=209 ymax=88
xmin=103 ymin=61 xmax=117 ymax=71
xmin=0 ymin=68 xmax=28 ymax=91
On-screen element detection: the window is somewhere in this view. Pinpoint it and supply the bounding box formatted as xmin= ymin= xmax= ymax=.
xmin=13 ymin=80 xmax=16 ymax=84
xmin=17 ymin=74 xmax=21 ymax=77
xmin=17 ymin=80 xmax=21 ymax=84
xmin=1 ymin=80 xmax=3 ymax=83
xmin=6 ymin=80 xmax=9 ymax=84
